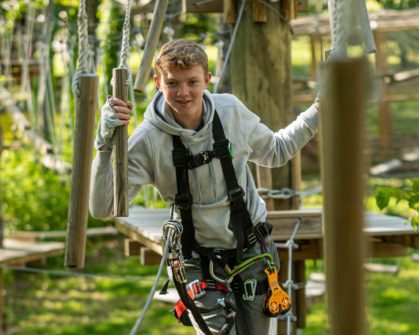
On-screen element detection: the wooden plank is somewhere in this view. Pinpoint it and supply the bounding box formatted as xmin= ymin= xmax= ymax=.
xmin=268 ymin=210 xmax=322 ymax=240
xmin=9 ymin=226 xmax=118 ymax=242
xmin=0 ymin=239 xmax=64 ymax=265
xmin=367 ymin=241 xmax=407 ymax=258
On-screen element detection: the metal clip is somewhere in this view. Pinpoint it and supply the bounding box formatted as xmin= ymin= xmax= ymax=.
xmin=188 ymin=279 xmax=206 ymax=300
xmin=242 ymin=278 xmax=258 ymax=301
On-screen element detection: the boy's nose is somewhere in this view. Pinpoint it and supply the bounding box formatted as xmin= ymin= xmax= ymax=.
xmin=177 ymin=83 xmax=189 ymax=96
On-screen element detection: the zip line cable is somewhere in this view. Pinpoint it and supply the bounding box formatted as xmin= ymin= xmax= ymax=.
xmin=214 ymin=0 xmax=247 ymax=93
xmin=0 ymin=264 xmax=162 ymax=284
xmin=129 ymin=237 xmax=170 ymax=335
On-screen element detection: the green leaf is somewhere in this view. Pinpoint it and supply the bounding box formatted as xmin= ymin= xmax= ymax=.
xmin=375 ymin=188 xmax=390 ymax=210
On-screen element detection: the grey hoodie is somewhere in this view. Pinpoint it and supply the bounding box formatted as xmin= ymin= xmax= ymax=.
xmin=89 ymin=90 xmax=318 ymax=249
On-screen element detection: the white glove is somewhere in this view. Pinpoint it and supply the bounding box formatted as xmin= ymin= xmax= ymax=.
xmin=94 ymin=102 xmax=125 ymax=150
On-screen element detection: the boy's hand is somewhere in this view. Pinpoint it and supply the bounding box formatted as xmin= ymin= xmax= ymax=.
xmin=94 ymin=96 xmax=132 ymax=150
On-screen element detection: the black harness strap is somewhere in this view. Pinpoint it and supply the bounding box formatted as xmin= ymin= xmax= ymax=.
xmin=172 ymin=111 xmax=257 ymax=261
xmin=174 ymin=280 xmax=213 ymax=335
xmin=212 ymin=112 xmax=254 ymax=261
xmin=172 ymin=137 xmax=195 ymax=258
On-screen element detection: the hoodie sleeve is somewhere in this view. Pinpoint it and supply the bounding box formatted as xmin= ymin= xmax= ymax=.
xmin=236 ymin=98 xmax=319 ymax=167
xmin=89 ymin=125 xmax=155 ymax=219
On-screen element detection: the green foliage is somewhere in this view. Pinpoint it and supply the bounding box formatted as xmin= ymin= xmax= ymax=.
xmin=376 ymin=0 xmax=419 ymax=10
xmin=375 ymin=178 xmax=419 ymax=227
xmin=1 ymin=146 xmax=70 ymax=232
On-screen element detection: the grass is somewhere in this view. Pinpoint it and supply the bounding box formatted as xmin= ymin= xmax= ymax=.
xmin=3 ymin=225 xmax=418 ymax=335
xmin=304 ymin=256 xmax=419 ymax=335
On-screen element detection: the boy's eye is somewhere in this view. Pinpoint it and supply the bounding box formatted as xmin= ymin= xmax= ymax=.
xmin=189 ymin=81 xmax=199 ymax=86
xmin=166 ymin=81 xmax=177 ymax=87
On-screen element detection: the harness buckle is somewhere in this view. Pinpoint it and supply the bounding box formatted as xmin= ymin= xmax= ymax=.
xmin=188 ymin=279 xmax=206 ymax=300
xmin=228 ymin=186 xmax=244 ymax=202
xmin=175 ymin=193 xmax=192 ymax=210
xmin=242 ymin=278 xmax=258 ymax=301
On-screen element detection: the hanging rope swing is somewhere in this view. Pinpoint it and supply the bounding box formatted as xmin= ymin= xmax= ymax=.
xmin=65 ymin=0 xmax=98 ymax=269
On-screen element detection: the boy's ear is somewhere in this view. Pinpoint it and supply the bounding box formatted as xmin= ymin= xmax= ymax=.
xmin=205 ymin=72 xmax=212 ymax=87
xmin=153 ymin=74 xmax=162 ymax=90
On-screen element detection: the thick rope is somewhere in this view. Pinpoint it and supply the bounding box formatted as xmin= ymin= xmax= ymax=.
xmin=72 ymin=0 xmax=89 ymax=96
xmin=118 ymin=0 xmax=132 ymax=69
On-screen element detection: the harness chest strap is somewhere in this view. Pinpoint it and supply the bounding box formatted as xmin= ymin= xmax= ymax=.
xmin=172 ymin=111 xmax=257 ymax=261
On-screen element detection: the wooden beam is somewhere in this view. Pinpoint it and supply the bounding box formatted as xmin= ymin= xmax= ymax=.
xmin=182 ymin=0 xmax=223 ymax=13
xmin=112 ymin=68 xmax=129 ymax=217
xmin=252 ymin=0 xmax=267 ymax=23
xmin=65 ymin=74 xmax=98 ymax=269
xmin=268 ymin=210 xmax=322 ymax=240
xmin=320 ymin=57 xmax=370 ymax=335
xmin=140 ymin=247 xmax=162 ymax=265
xmin=124 ymin=239 xmax=143 ymax=256
xmin=134 ymin=0 xmax=169 ymax=92
xmin=223 ymin=0 xmax=236 ymax=24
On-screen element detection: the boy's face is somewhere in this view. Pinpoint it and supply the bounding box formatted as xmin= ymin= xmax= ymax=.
xmin=154 ymin=65 xmax=211 ymax=122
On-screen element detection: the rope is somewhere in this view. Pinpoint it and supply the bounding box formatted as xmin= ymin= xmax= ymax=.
xmin=327 ymin=0 xmax=345 ymax=61
xmin=214 ymin=0 xmax=247 ymax=93
xmin=129 ymin=235 xmax=170 ymax=335
xmin=72 ymin=0 xmax=89 ymax=96
xmin=0 ymin=264 xmax=161 ymax=284
xmin=119 ymin=0 xmax=132 ymax=69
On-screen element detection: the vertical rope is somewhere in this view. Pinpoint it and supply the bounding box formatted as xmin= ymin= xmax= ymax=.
xmin=214 ymin=0 xmax=247 ymax=93
xmin=72 ymin=0 xmax=89 ymax=96
xmin=119 ymin=0 xmax=132 ymax=69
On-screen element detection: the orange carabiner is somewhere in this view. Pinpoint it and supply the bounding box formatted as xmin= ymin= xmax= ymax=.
xmin=263 ymin=266 xmax=291 ymax=317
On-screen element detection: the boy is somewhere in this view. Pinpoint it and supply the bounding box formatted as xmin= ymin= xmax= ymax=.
xmin=90 ymin=39 xmax=319 ymax=334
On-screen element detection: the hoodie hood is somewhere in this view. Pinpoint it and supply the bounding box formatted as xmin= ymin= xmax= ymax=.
xmin=144 ymin=90 xmax=215 ymax=137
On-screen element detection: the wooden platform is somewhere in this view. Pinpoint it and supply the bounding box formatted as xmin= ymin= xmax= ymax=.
xmin=0 ymin=239 xmax=65 ymax=266
xmin=115 ymin=206 xmax=418 ymax=257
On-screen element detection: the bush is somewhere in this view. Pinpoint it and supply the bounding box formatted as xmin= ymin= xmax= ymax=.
xmin=1 ymin=146 xmax=70 ymax=232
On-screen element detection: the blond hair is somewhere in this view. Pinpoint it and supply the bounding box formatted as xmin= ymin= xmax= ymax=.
xmin=154 ymin=39 xmax=208 ymax=77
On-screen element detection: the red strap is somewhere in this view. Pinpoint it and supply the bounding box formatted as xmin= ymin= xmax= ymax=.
xmin=174 ymin=280 xmax=228 ymax=319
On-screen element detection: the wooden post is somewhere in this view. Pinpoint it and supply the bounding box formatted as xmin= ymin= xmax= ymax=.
xmin=230 ymin=2 xmax=301 ymax=333
xmin=0 ymin=126 xmax=3 ymax=249
xmin=134 ymin=0 xmax=169 ymax=92
xmin=320 ymin=57 xmax=369 ymax=335
xmin=112 ymin=68 xmax=129 ymax=217
xmin=223 ymin=0 xmax=237 ymax=24
xmin=65 ymin=74 xmax=98 ymax=269
xmin=373 ymin=31 xmax=392 ymax=160
xmin=0 ymin=125 xmax=4 ymax=335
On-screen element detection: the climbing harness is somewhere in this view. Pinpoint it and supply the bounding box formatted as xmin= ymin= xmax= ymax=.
xmin=164 ymin=207 xmax=234 ymax=335
xmin=170 ymin=110 xmax=291 ymax=332
xmin=172 ymin=111 xmax=267 ymax=262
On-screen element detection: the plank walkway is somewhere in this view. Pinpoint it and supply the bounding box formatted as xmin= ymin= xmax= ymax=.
xmin=115 ymin=206 xmax=418 ymax=257
xmin=0 ymin=239 xmax=64 ymax=265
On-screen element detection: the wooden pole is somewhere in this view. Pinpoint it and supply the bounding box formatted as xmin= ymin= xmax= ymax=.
xmin=0 ymin=125 xmax=4 ymax=335
xmin=133 ymin=0 xmax=169 ymax=92
xmin=320 ymin=57 xmax=369 ymax=335
xmin=112 ymin=68 xmax=129 ymax=217
xmin=230 ymin=2 xmax=300 ymax=333
xmin=65 ymin=74 xmax=98 ymax=269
